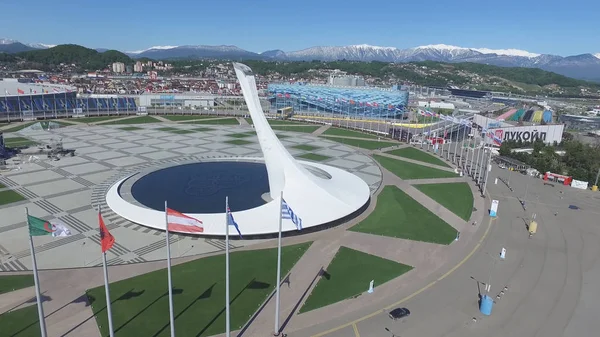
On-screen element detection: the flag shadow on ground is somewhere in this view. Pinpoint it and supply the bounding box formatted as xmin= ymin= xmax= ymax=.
xmin=192 ymin=278 xmax=271 ymax=337
xmin=114 ymin=288 xmax=183 ymax=334
xmin=150 ymin=283 xmax=216 ymax=337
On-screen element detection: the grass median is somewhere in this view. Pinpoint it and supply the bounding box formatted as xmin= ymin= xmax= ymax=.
xmin=373 ymin=154 xmax=456 ymax=179
xmin=87 ymin=242 xmax=311 ymax=337
xmin=350 ymin=186 xmax=457 ymax=244
xmin=414 ymin=182 xmax=474 ymax=221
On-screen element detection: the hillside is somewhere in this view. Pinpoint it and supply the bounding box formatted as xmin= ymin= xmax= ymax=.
xmin=241 ymin=60 xmax=600 ymax=97
xmin=15 ymin=44 xmax=132 ymax=71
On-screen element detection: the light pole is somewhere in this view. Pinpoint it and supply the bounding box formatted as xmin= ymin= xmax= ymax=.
xmin=485 ymin=252 xmax=499 ymax=294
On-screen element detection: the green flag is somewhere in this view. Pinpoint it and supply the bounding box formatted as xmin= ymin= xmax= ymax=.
xmin=27 ymin=215 xmax=71 ymax=237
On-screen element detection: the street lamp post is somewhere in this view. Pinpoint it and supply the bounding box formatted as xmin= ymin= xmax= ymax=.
xmin=385 ymin=327 xmax=399 ymax=337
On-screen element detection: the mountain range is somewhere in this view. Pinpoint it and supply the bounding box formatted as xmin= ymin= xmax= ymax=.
xmin=2 ymin=38 xmax=600 ymax=82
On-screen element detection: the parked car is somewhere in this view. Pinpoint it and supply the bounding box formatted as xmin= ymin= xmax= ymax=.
xmin=389 ymin=307 xmax=411 ymax=320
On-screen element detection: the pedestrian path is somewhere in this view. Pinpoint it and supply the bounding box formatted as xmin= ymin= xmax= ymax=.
xmin=311 ymin=124 xmax=330 ymax=136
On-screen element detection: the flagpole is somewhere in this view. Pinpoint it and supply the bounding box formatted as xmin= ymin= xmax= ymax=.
xmin=26 ymin=207 xmax=47 ymax=337
xmin=164 ymin=200 xmax=175 ymax=337
xmin=225 ymin=196 xmax=231 ymax=337
xmin=274 ymin=190 xmax=283 ymax=336
xmin=99 ymin=206 xmax=115 ymax=337
xmin=452 ymin=118 xmax=460 ymax=164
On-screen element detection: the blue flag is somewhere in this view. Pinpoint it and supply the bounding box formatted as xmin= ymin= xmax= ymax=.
xmin=227 ymin=207 xmax=243 ymax=239
xmin=281 ymin=199 xmax=302 ymax=231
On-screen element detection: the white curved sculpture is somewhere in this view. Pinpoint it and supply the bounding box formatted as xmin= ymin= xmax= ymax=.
xmin=106 ymin=63 xmax=371 ymax=236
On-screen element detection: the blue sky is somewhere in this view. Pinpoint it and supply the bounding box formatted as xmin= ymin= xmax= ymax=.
xmin=0 ymin=0 xmax=597 ymax=55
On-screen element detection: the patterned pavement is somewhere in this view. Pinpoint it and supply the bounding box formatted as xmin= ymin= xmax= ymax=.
xmin=0 ymin=123 xmax=383 ymax=271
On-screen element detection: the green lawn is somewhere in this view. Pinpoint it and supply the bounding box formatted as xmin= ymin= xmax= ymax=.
xmin=0 ymin=305 xmax=41 ymax=337
xmin=224 ymin=139 xmax=253 ymax=145
xmin=183 ymin=118 xmax=240 ymax=125
xmin=270 ymin=125 xmax=320 ymax=133
xmin=88 ymin=243 xmax=311 ymax=337
xmin=100 ymin=116 xmax=160 ymax=125
xmin=191 ymin=127 xmax=214 ymax=132
xmin=0 ymin=274 xmax=34 ymax=295
xmin=0 ymin=182 xmax=5 ymax=189
xmin=70 ymin=116 xmax=124 ymax=123
xmin=157 ymin=127 xmax=179 ymax=132
xmin=386 ymin=147 xmax=451 ymax=168
xmin=321 ymin=136 xmax=398 ymax=150
xmin=300 ymin=247 xmax=412 ymax=313
xmin=276 ymin=134 xmax=289 ymax=139
xmin=161 ymin=115 xmax=218 ymax=121
xmin=0 ymin=122 xmax=37 ymax=133
xmin=321 ymin=128 xmax=379 ymax=139
xmin=297 ymin=153 xmax=330 ymax=161
xmin=414 ymin=183 xmax=474 ymax=221
xmin=4 ymin=137 xmax=38 ymax=148
xmin=170 ymin=130 xmax=196 ymax=135
xmin=292 ymin=144 xmax=320 ymax=151
xmin=373 ymin=155 xmax=456 ymax=179
xmin=350 ymin=186 xmax=457 ymax=244
xmin=227 ymin=133 xmax=253 ymax=138
xmin=0 ymin=190 xmax=26 ymax=205
xmin=120 ymin=126 xmax=143 ymax=131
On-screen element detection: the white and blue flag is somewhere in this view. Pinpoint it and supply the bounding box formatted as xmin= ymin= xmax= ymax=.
xmin=227 ymin=207 xmax=243 ymax=239
xmin=281 ymin=199 xmax=302 ymax=231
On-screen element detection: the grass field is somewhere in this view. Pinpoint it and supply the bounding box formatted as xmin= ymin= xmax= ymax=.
xmin=321 ymin=136 xmax=397 ymax=150
xmin=270 ymin=125 xmax=320 ymax=133
xmin=386 ymin=147 xmax=450 ymax=168
xmin=321 ymin=128 xmax=378 ymax=139
xmin=0 ymin=190 xmax=26 ymax=206
xmin=120 ymin=126 xmax=143 ymax=131
xmin=414 ymin=183 xmax=474 ymax=221
xmin=292 ymin=144 xmax=320 ymax=151
xmin=100 ymin=116 xmax=160 ymax=125
xmin=350 ymin=186 xmax=457 ymax=244
xmin=0 ymin=274 xmax=34 ymax=295
xmin=1 ymin=120 xmax=71 ymax=133
xmin=4 ymin=137 xmax=38 ymax=148
xmin=227 ymin=132 xmax=253 ymax=138
xmin=67 ymin=116 xmax=124 ymax=123
xmin=182 ymin=118 xmax=240 ymax=125
xmin=224 ymin=139 xmax=253 ymax=145
xmin=88 ymin=243 xmax=311 ymax=337
xmin=156 ymin=127 xmax=179 ymax=132
xmin=191 ymin=127 xmax=214 ymax=132
xmin=0 ymin=182 xmax=5 ymax=189
xmin=161 ymin=115 xmax=218 ymax=121
xmin=373 ymin=155 xmax=456 ymax=179
xmin=300 ymin=247 xmax=412 ymax=313
xmin=297 ymin=153 xmax=330 ymax=161
xmin=0 ymin=304 xmax=41 ymax=337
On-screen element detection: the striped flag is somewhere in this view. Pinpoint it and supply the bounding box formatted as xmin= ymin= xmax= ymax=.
xmin=166 ymin=208 xmax=203 ymax=233
xmin=281 ymin=199 xmax=302 ymax=231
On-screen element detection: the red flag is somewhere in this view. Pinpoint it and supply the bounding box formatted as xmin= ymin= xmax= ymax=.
xmin=98 ymin=213 xmax=115 ymax=253
xmin=17 ymin=88 xmax=24 ymax=95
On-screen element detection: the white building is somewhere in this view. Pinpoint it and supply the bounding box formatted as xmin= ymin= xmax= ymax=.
xmin=138 ymin=93 xmax=216 ymax=108
xmin=112 ymin=62 xmax=125 ymax=73
xmin=133 ymin=61 xmax=143 ymax=73
xmin=328 ymin=74 xmax=365 ymax=87
xmin=418 ymin=101 xmax=455 ymax=110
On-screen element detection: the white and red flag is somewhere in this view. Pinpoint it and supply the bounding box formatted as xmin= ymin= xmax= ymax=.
xmin=166 ymin=208 xmax=204 ymax=233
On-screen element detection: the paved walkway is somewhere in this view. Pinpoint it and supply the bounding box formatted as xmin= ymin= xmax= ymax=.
xmin=311 ymin=125 xmax=330 ymax=136
xmin=371 ymin=151 xmax=456 ymax=173
xmin=237 ymin=117 xmax=250 ymax=126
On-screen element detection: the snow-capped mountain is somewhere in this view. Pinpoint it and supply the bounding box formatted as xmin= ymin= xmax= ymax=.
xmin=127 ymin=46 xmax=180 ymax=54
xmin=129 ymin=45 xmax=263 ymax=60
xmin=1 ymin=37 xmax=600 ymax=81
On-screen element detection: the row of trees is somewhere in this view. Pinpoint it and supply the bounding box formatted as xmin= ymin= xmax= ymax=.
xmin=499 ymin=138 xmax=600 ymax=183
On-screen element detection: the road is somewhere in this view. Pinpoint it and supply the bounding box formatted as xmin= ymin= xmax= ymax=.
xmin=295 ymin=164 xmax=600 ymax=337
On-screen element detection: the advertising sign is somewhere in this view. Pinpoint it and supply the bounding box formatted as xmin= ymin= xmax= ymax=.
xmin=571 ymin=179 xmax=589 ymax=190
xmin=490 ymin=200 xmax=499 ymax=217
xmin=484 ymin=124 xmax=564 ymax=145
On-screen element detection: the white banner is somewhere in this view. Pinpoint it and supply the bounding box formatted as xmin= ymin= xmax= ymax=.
xmin=490 ymin=200 xmax=499 ymax=217
xmin=571 ymin=179 xmax=589 ymax=190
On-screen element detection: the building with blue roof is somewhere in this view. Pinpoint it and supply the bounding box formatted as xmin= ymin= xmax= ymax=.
xmin=268 ymin=83 xmax=409 ymax=119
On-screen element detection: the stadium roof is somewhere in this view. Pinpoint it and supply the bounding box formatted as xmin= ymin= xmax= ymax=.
xmin=0 ymin=80 xmax=72 ymax=97
xmin=268 ymin=83 xmax=408 ymax=108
